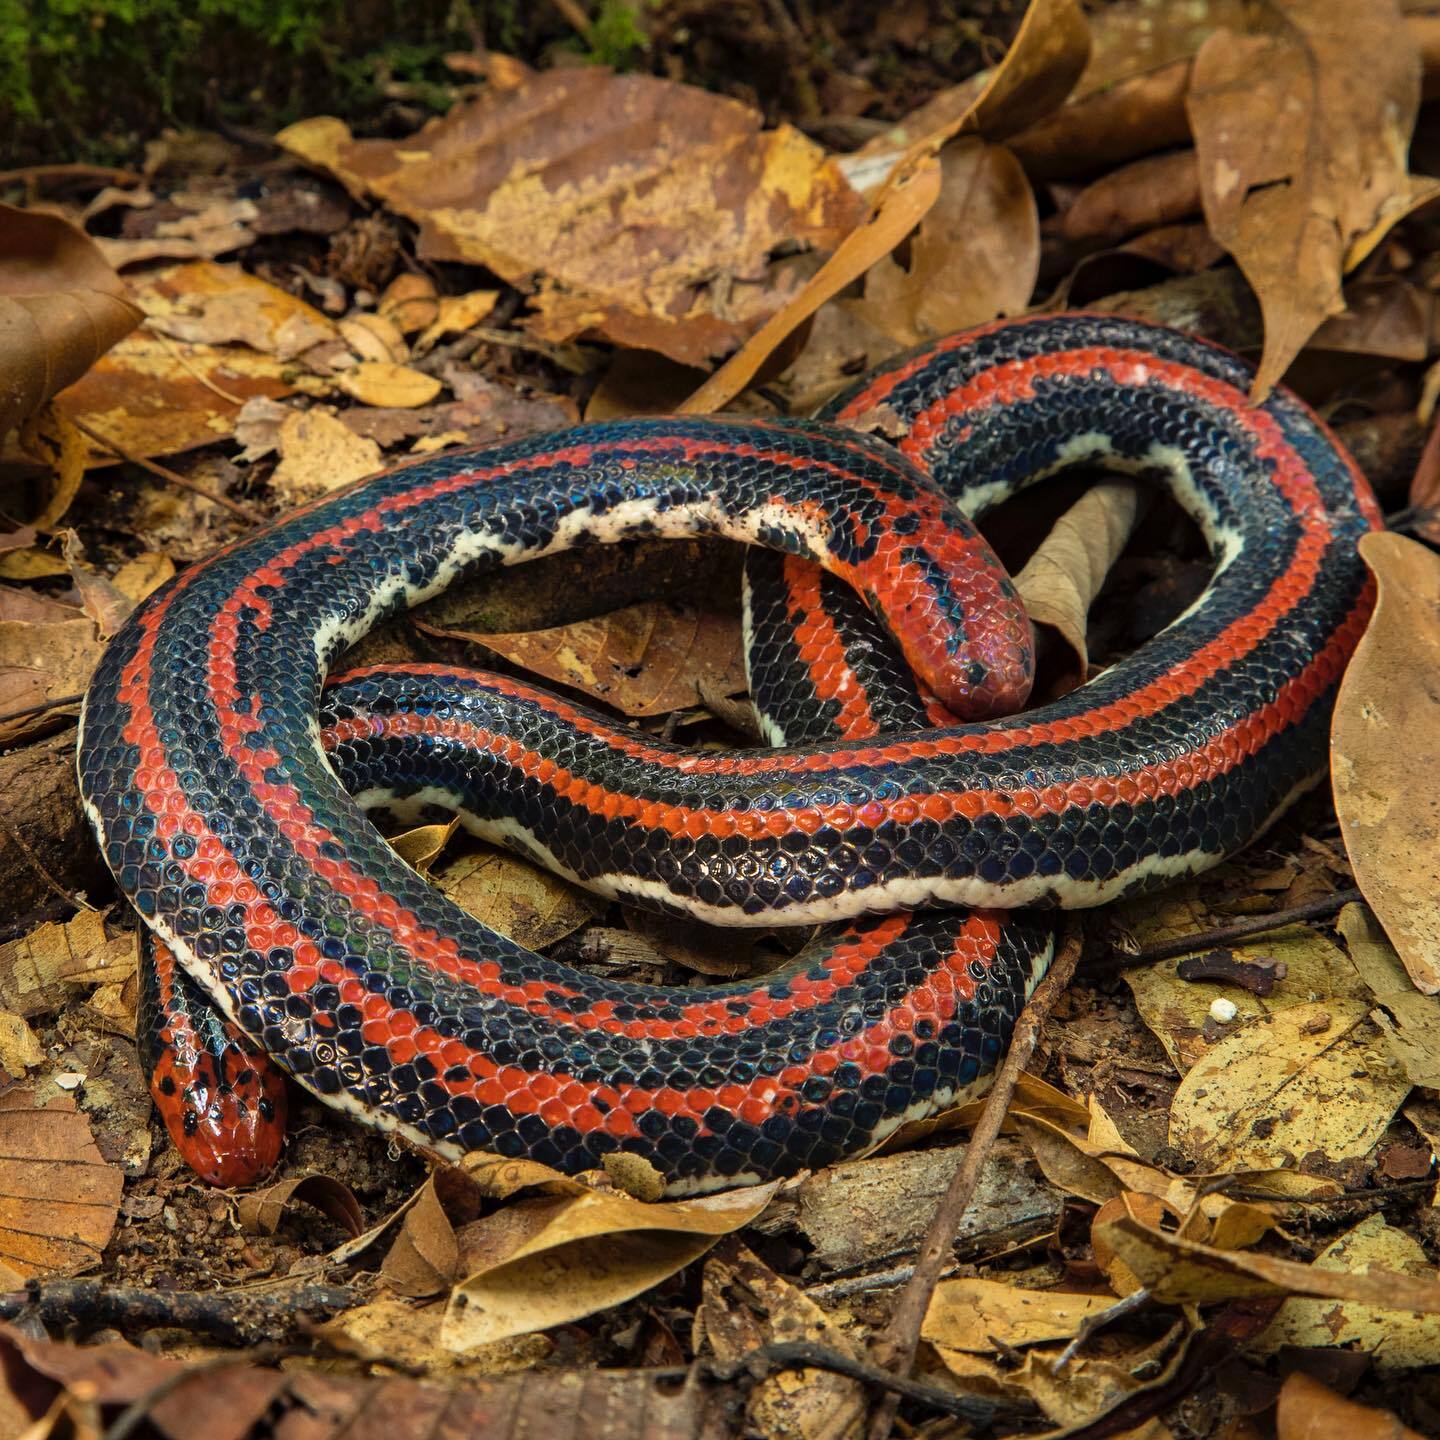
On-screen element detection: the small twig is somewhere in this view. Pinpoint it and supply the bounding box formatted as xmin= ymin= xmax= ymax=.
xmin=1 ymin=1279 xmax=357 ymax=1347
xmin=1111 ymin=887 xmax=1364 ymax=968
xmin=68 ymin=416 xmax=264 ymax=524
xmin=1050 ymin=1289 xmax=1152 ymax=1372
xmin=0 ymin=811 xmax=95 ymax=911
xmin=145 ymin=327 xmax=247 ymax=406
xmin=0 ymin=163 xmax=144 ymax=188
xmin=0 ymin=691 xmax=84 ymax=729
xmin=864 ymin=923 xmax=1084 ymax=1440
xmin=713 ymin=1341 xmax=1025 ymax=1429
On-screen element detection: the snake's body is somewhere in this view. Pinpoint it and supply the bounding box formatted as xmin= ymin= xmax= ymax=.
xmin=83 ymin=315 xmax=1379 ymax=1192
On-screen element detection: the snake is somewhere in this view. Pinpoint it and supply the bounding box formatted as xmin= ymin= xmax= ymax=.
xmin=79 ymin=314 xmax=1380 ymax=1193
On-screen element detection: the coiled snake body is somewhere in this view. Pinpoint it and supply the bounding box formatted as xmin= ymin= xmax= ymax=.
xmin=79 ymin=315 xmax=1379 ymax=1191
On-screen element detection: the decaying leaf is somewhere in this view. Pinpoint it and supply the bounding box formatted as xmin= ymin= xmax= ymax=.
xmin=1167 ymin=998 xmax=1409 ymax=1170
xmin=237 ymin=1173 xmax=365 ymax=1236
xmin=923 ymin=1276 xmax=1115 ymax=1354
xmin=0 ymin=910 xmax=136 ymax=1020
xmin=1254 ymin=1214 xmax=1440 ymax=1373
xmin=269 ymin=407 xmax=383 ymax=505
xmin=1187 ymin=0 xmax=1423 ymax=396
xmin=0 ymin=616 xmax=102 ymax=745
xmin=280 ymin=69 xmax=864 ymax=366
xmin=851 ymin=139 xmax=1039 ymax=347
xmin=1119 ymin=880 xmax=1369 ymax=1065
xmin=1340 ymin=902 xmax=1440 ymax=1088
xmin=420 ymin=600 xmax=746 ymax=718
xmin=697 ymin=1241 xmax=865 ymax=1440
xmin=0 ymin=1087 xmax=124 ymax=1279
xmin=0 ymin=203 xmax=142 ymax=442
xmin=337 ymin=361 xmax=443 ymax=409
xmin=432 ymin=849 xmax=601 ymax=950
xmin=1333 ymin=532 xmax=1440 ymax=994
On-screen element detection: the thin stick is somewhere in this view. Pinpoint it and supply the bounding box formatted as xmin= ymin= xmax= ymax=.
xmin=0 ymin=691 xmax=84 ymax=728
xmin=864 ymin=924 xmax=1084 ymax=1440
xmin=68 ymin=416 xmax=264 ymax=524
xmin=1114 ymin=886 xmax=1363 ymax=967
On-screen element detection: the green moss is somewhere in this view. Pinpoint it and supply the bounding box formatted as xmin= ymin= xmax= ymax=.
xmin=0 ymin=0 xmax=573 ymax=165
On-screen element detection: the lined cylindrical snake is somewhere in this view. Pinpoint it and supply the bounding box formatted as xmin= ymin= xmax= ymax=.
xmin=79 ymin=314 xmax=1380 ymax=1192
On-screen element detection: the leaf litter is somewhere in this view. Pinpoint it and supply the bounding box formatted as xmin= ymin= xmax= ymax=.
xmin=6 ymin=1 xmax=1440 ymax=1437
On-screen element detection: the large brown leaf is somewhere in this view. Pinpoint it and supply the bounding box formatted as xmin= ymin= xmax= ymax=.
xmin=279 ymin=68 xmax=863 ymax=367
xmin=0 ymin=204 xmax=141 ymax=441
xmin=1187 ymin=0 xmax=1425 ymax=397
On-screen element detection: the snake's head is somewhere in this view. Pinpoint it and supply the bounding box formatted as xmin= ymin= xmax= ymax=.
xmin=150 ymin=1043 xmax=288 ymax=1188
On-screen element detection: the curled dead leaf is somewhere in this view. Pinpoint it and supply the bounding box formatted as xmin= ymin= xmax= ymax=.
xmin=1276 ymin=1371 xmax=1425 ymax=1440
xmin=0 ymin=204 xmax=141 ymax=441
xmin=238 ymin=1173 xmax=364 ymax=1236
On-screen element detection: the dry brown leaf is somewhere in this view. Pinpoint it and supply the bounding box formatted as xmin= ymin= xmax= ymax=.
xmin=1077 ymin=0 xmax=1251 ymax=99
xmin=1333 ymin=532 xmax=1440 ymax=993
xmin=144 ymin=261 xmax=337 ymax=359
xmin=1098 ymin=1204 xmax=1440 ymax=1312
xmin=0 ymin=203 xmax=141 ymax=442
xmin=0 ymin=616 xmax=102 ymax=744
xmin=1061 ymin=150 xmax=1202 ymax=247
xmin=414 ymin=290 xmax=500 ymax=355
xmin=380 ymin=1173 xmax=466 ymax=1298
xmin=851 ymin=139 xmax=1038 ymax=348
xmin=379 ymin=272 xmax=440 ymax=335
xmin=0 ymin=1087 xmax=124 ymax=1278
xmin=1119 ymin=888 xmax=1365 ymax=1072
xmin=923 ymin=1276 xmax=1114 ymax=1354
xmin=1276 ymin=1371 xmax=1425 ymax=1440
xmin=1012 ymin=478 xmax=1142 ymax=674
xmin=0 ymin=1011 xmax=43 ymax=1073
xmin=281 ymin=71 xmax=863 ymax=366
xmin=388 ymin=820 xmax=459 ymax=875
xmin=1187 ymin=1 xmax=1421 ymax=397
xmin=433 ymin=849 xmax=602 ymax=950
xmin=1255 ymin=1215 xmax=1440 ymax=1374
xmin=441 ymin=1171 xmax=779 ymax=1350
xmin=421 ymin=600 xmax=745 ymax=719
xmin=339 ymin=311 xmax=409 ymax=364
xmin=1167 ymin=998 xmax=1409 ymax=1170
xmin=0 ymin=1321 xmax=724 ymax=1438
xmin=337 ymin=361 xmax=442 ymax=409
xmin=697 ymin=1241 xmax=865 ymax=1440
xmin=269 ymin=407 xmax=383 ymax=505
xmin=18 ymin=402 xmax=89 ymax=530
xmin=237 ymin=1173 xmax=365 ymax=1235
xmin=57 ymin=262 xmax=323 ymax=462
xmin=678 ymin=159 xmax=941 ymax=415
xmin=0 ymin=910 xmax=136 ymax=1019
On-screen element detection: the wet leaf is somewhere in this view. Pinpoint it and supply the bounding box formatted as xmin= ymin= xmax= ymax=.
xmin=1256 ymin=1215 xmax=1440 ymax=1374
xmin=1276 ymin=1371 xmax=1426 ymax=1440
xmin=0 ymin=203 xmax=141 ymax=441
xmin=1167 ymin=998 xmax=1409 ymax=1170
xmin=1333 ymin=532 xmax=1440 ymax=993
xmin=1187 ymin=1 xmax=1422 ymax=397
xmin=0 ymin=1087 xmax=124 ymax=1279
xmin=421 ymin=600 xmax=746 ymax=718
xmin=280 ymin=71 xmax=864 ymax=366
